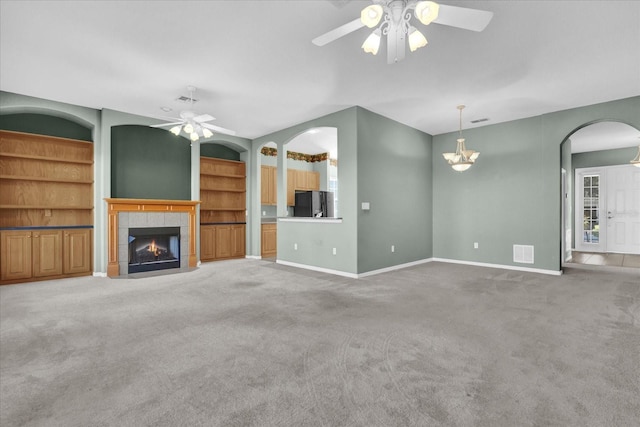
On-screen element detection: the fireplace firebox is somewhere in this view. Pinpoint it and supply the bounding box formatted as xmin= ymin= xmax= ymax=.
xmin=128 ymin=227 xmax=180 ymax=274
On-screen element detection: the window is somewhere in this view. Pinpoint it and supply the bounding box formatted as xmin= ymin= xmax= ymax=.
xmin=582 ymin=175 xmax=599 ymax=243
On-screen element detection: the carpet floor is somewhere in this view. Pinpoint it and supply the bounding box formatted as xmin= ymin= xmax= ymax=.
xmin=1 ymin=260 xmax=639 ymax=426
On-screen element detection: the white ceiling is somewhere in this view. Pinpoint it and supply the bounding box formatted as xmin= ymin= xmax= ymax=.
xmin=1 ymin=0 xmax=639 ymax=146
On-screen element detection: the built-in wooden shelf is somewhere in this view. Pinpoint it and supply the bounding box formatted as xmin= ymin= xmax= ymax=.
xmin=0 ymin=130 xmax=94 ymax=284
xmin=200 ymin=157 xmax=246 ymax=262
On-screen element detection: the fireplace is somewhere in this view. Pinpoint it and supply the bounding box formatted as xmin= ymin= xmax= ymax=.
xmin=128 ymin=227 xmax=180 ymax=274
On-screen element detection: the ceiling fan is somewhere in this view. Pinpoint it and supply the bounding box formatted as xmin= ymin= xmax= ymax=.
xmin=151 ymin=86 xmax=236 ymax=142
xmin=312 ymin=0 xmax=493 ymax=64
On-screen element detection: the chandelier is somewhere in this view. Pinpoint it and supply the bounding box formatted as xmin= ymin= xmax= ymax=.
xmin=442 ymin=105 xmax=480 ymax=172
xmin=361 ymin=1 xmax=439 ymax=62
xmin=631 ymin=144 xmax=640 ymax=168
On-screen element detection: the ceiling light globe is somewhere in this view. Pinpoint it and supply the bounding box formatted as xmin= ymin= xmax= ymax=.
xmin=202 ymin=128 xmax=213 ymax=138
xmin=451 ymin=162 xmax=472 ymax=172
xmin=408 ymin=27 xmax=428 ymax=52
xmin=169 ymin=125 xmax=181 ymax=136
xmin=362 ymin=29 xmax=382 ymax=55
xmin=190 ymin=132 xmax=199 ymax=142
xmin=361 ymin=5 xmax=383 ymax=28
xmin=415 ymin=1 xmax=440 ymax=25
xmin=183 ymin=123 xmax=194 ymax=134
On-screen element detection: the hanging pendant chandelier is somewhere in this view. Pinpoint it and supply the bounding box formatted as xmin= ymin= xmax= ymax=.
xmin=442 ymin=105 xmax=479 ymax=172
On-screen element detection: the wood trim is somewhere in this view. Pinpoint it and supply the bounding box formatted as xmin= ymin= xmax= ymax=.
xmin=104 ymin=198 xmax=201 ymax=276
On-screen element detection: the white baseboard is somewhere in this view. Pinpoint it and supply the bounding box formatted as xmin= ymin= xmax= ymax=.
xmin=92 ymin=272 xmax=107 ymax=278
xmin=276 ymin=260 xmax=359 ymax=278
xmin=431 ymin=258 xmax=563 ymax=276
xmin=357 ymin=258 xmax=434 ymax=278
xmin=276 ymin=258 xmax=434 ymax=279
xmin=246 ymin=255 xmax=262 ymax=260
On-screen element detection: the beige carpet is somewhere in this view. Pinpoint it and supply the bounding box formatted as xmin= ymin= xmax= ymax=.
xmin=1 ymin=260 xmax=639 ymax=426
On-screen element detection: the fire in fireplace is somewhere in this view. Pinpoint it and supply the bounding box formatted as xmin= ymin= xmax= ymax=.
xmin=128 ymin=227 xmax=180 ymax=273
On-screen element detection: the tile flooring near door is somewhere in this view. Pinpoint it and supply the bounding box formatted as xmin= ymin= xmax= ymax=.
xmin=569 ymin=251 xmax=640 ymax=269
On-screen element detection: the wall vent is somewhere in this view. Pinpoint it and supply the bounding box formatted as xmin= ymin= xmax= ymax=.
xmin=513 ymin=245 xmax=534 ymax=264
xmin=470 ymin=118 xmax=489 ymax=124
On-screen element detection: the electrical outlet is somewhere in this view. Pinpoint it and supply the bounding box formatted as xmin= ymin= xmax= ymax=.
xmin=294 ymin=243 xmax=298 ymax=250
xmin=474 ymin=242 xmax=479 ymax=249
xmin=332 ymin=247 xmax=337 ymax=255
xmin=391 ymin=245 xmax=395 ymax=253
xmin=44 ymin=209 xmax=52 ymax=217
xmin=262 ymin=211 xmax=266 ymax=216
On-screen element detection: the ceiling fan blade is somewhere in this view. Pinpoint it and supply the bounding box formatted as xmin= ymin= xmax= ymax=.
xmin=312 ymin=18 xmax=365 ymax=46
xmin=433 ymin=4 xmax=493 ymax=32
xmin=150 ymin=121 xmax=183 ymax=128
xmin=202 ymin=122 xmax=237 ymax=136
xmin=193 ymin=114 xmax=215 ymax=123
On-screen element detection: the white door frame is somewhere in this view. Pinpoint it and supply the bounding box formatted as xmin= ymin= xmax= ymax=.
xmin=575 ymin=167 xmax=606 ymax=252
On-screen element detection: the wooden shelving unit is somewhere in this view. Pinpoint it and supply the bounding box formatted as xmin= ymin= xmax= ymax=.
xmin=0 ymin=130 xmax=93 ymax=284
xmin=200 ymin=157 xmax=246 ymax=261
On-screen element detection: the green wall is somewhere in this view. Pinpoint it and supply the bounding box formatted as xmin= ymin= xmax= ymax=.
xmin=572 ymin=146 xmax=637 ymax=169
xmin=356 ymin=108 xmax=432 ymax=273
xmin=111 ymin=125 xmax=191 ymax=200
xmin=0 ymin=113 xmax=92 ymax=141
xmin=433 ymin=96 xmax=640 ymax=272
xmin=201 ymin=143 xmax=241 ymax=161
xmin=252 ymin=108 xmax=359 ymax=274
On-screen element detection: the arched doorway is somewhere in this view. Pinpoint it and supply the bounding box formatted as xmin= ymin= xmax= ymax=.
xmin=560 ymin=121 xmax=640 ymax=270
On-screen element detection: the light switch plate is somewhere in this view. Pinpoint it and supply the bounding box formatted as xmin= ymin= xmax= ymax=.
xmin=361 ymin=202 xmax=370 ymax=210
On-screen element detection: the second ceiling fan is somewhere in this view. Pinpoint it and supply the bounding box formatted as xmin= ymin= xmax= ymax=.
xmin=312 ymin=0 xmax=493 ymax=64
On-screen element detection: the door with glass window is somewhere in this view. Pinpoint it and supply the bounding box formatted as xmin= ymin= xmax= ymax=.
xmin=576 ymin=168 xmax=605 ymax=252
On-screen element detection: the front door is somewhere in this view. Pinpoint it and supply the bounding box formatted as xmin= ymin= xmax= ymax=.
xmin=606 ymin=164 xmax=640 ymax=254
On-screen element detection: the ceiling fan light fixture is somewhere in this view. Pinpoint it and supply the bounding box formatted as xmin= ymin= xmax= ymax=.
xmin=361 ymin=4 xmax=383 ymax=28
xmin=415 ymin=1 xmax=440 ymax=26
xmin=362 ymin=28 xmax=382 ymax=55
xmin=169 ymin=125 xmax=182 ymax=136
xmin=202 ymin=128 xmax=213 ymax=138
xmin=631 ymin=145 xmax=640 ymax=168
xmin=408 ymin=26 xmax=428 ymax=52
xmin=190 ymin=132 xmax=199 ymax=142
xmin=183 ymin=123 xmax=194 ymax=134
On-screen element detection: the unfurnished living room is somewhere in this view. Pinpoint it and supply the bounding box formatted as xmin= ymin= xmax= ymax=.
xmin=0 ymin=1 xmax=639 ymax=426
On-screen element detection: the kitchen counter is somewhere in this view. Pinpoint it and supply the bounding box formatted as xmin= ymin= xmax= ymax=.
xmin=278 ymin=217 xmax=343 ymax=224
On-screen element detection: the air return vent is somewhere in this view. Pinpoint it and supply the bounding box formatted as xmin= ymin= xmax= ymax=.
xmin=513 ymin=245 xmax=534 ymax=264
xmin=470 ymin=118 xmax=489 ymax=124
xmin=177 ymin=96 xmax=198 ymax=103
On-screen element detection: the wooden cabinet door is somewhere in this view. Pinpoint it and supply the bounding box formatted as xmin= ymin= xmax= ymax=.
xmin=231 ymin=224 xmax=245 ymax=258
xmin=215 ymin=225 xmax=232 ymax=259
xmin=308 ymin=171 xmax=320 ymax=190
xmin=295 ymin=169 xmax=307 ymax=191
xmin=200 ymin=225 xmax=216 ymax=261
xmin=1 ymin=231 xmax=33 ymax=281
xmin=287 ymin=169 xmax=296 ymax=206
xmin=64 ymin=229 xmax=91 ymax=274
xmin=33 ymin=229 xmax=63 ymax=277
xmin=261 ymin=224 xmax=277 ymax=257
xmin=261 ymin=166 xmax=277 ymax=205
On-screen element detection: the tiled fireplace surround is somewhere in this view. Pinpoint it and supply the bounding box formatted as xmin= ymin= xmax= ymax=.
xmin=105 ymin=199 xmax=199 ymax=277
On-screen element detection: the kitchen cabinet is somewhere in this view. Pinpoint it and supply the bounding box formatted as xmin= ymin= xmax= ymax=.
xmin=261 ymin=165 xmax=277 ymax=205
xmin=1 ymin=228 xmax=92 ymax=284
xmin=261 ymin=223 xmax=277 ymax=258
xmin=287 ymin=169 xmax=320 ymax=206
